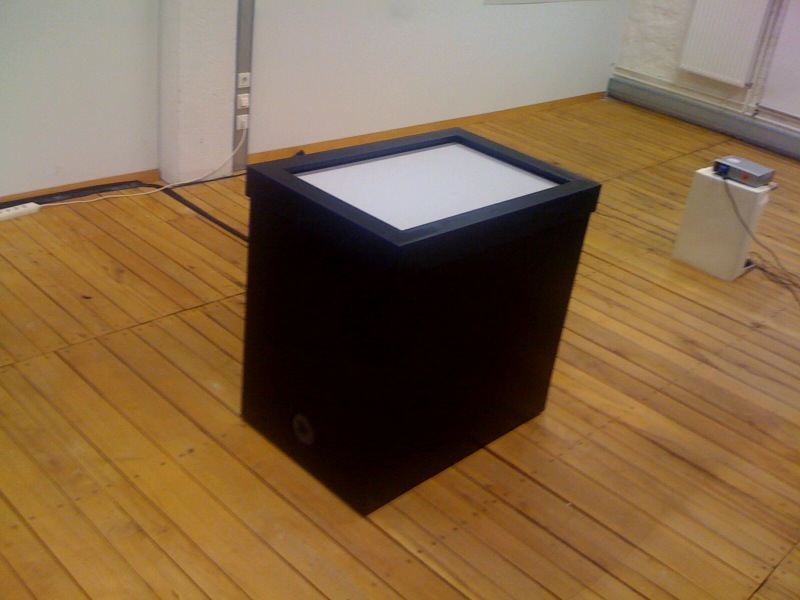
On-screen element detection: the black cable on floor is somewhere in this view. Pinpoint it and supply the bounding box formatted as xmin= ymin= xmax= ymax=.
xmin=1 ymin=181 xmax=145 ymax=209
xmin=1 ymin=179 xmax=249 ymax=243
xmin=138 ymin=182 xmax=249 ymax=242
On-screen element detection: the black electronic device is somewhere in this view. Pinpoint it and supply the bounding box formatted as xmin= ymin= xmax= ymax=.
xmin=242 ymin=128 xmax=600 ymax=513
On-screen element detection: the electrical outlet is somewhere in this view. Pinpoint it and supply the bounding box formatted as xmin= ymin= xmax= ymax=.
xmin=236 ymin=114 xmax=249 ymax=130
xmin=237 ymin=93 xmax=250 ymax=109
xmin=237 ymin=72 xmax=251 ymax=88
xmin=0 ymin=202 xmax=40 ymax=222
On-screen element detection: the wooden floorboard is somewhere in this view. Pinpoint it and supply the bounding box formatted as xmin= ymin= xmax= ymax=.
xmin=1 ymin=98 xmax=799 ymax=598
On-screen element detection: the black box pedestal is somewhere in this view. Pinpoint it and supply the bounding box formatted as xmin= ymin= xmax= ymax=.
xmin=243 ymin=129 xmax=599 ymax=514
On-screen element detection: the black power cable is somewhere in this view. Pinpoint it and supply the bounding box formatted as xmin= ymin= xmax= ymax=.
xmin=1 ymin=178 xmax=249 ymax=243
xmin=2 ymin=127 xmax=250 ymax=240
xmin=139 ymin=182 xmax=248 ymax=242
xmin=1 ymin=180 xmax=145 ymax=209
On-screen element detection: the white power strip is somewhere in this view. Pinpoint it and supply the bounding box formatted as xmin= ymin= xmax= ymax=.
xmin=0 ymin=202 xmax=40 ymax=222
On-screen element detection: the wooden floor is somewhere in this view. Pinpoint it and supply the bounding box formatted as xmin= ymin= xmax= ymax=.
xmin=1 ymin=98 xmax=799 ymax=599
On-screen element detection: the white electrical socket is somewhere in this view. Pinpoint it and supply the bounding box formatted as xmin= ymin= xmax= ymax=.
xmin=236 ymin=114 xmax=249 ymax=130
xmin=237 ymin=72 xmax=251 ymax=88
xmin=0 ymin=202 xmax=40 ymax=222
xmin=236 ymin=93 xmax=250 ymax=109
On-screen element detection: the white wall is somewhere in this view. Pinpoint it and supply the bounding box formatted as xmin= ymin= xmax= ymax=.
xmin=615 ymin=0 xmax=694 ymax=83
xmin=610 ymin=0 xmax=800 ymax=157
xmin=614 ymin=0 xmax=757 ymax=107
xmin=2 ymin=1 xmax=632 ymax=198
xmin=0 ymin=1 xmax=159 ymax=198
xmin=249 ymin=0 xmax=632 ymax=152
xmin=760 ymin=0 xmax=800 ymax=119
xmin=614 ymin=0 xmax=798 ymax=113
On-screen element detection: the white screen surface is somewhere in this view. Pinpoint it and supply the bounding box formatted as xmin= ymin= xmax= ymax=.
xmin=297 ymin=143 xmax=558 ymax=230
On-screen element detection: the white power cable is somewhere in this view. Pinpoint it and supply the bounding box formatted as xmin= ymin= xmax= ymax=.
xmin=43 ymin=128 xmax=248 ymax=208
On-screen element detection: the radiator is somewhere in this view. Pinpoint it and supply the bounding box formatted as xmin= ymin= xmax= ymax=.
xmin=679 ymin=0 xmax=773 ymax=87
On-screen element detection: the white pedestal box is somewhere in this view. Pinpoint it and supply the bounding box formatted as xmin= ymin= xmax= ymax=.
xmin=673 ymin=167 xmax=771 ymax=281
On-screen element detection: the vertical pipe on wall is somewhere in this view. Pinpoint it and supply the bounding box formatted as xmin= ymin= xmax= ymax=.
xmin=233 ymin=0 xmax=254 ymax=172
